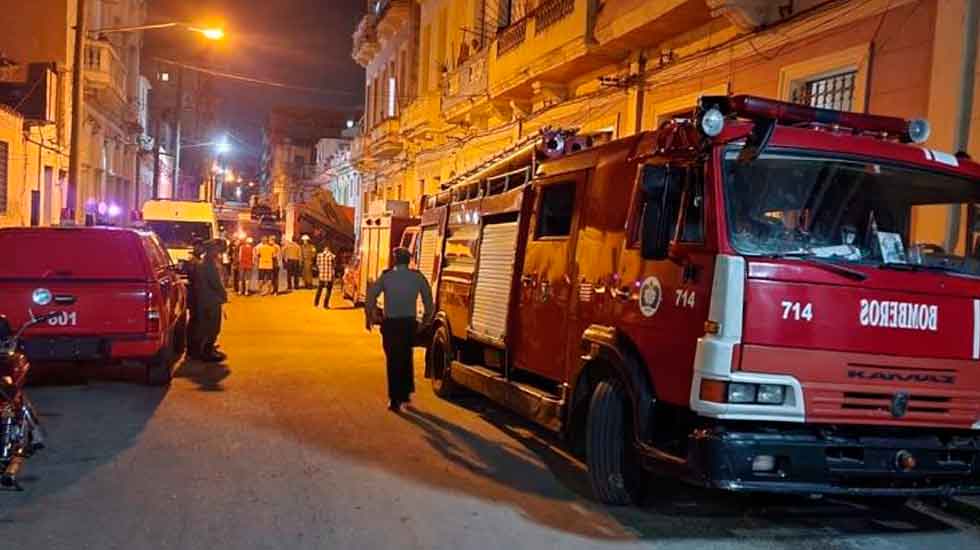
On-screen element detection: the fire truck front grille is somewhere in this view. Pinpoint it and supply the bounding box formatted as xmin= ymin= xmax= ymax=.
xmin=806 ymin=384 xmax=980 ymax=426
xmin=840 ymin=391 xmax=952 ymax=415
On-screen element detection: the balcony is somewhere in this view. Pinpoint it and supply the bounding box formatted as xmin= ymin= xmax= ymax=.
xmin=352 ymin=14 xmax=379 ymax=67
xmin=401 ymin=94 xmax=441 ymax=138
xmin=442 ymin=50 xmax=488 ymax=122
xmin=372 ymin=0 xmax=411 ymax=41
xmin=592 ymin=0 xmax=712 ymax=54
xmin=369 ymin=117 xmax=402 ymax=159
xmin=489 ymin=0 xmax=598 ymax=101
xmin=84 ymin=39 xmax=127 ymax=103
xmin=489 ymin=0 xmax=712 ymax=103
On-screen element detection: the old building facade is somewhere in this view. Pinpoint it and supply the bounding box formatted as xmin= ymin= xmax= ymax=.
xmin=351 ymin=0 xmax=980 ymax=226
xmin=0 ymin=0 xmax=151 ymax=226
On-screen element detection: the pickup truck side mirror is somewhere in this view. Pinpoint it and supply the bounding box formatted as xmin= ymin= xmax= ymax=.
xmin=639 ymin=165 xmax=680 ymax=260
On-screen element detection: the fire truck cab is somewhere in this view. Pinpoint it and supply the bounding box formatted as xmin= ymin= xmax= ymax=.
xmin=419 ymin=95 xmax=980 ymax=505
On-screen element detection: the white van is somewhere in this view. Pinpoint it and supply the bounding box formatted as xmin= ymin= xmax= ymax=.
xmin=141 ymin=199 xmax=219 ymax=264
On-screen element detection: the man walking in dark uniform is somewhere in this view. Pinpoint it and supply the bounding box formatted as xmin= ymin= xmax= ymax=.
xmin=365 ymin=247 xmax=433 ymax=411
xmin=193 ymin=240 xmax=229 ymax=362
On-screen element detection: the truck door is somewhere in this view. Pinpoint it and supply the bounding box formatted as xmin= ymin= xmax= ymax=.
xmin=616 ymin=160 xmax=715 ymax=407
xmin=513 ymin=172 xmax=585 ymax=382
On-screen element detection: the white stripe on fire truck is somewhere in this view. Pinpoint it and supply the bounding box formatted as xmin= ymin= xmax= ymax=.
xmin=973 ymin=299 xmax=980 ymax=360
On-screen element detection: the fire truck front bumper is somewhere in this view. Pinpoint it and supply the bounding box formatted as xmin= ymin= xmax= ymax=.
xmin=681 ymin=426 xmax=980 ymax=497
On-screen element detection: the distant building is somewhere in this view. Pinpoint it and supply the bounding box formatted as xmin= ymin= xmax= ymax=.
xmin=260 ymin=106 xmax=350 ymax=209
xmin=318 ymin=127 xmax=362 ymax=238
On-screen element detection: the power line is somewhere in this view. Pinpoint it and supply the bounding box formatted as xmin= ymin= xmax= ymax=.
xmin=152 ymin=57 xmax=360 ymax=98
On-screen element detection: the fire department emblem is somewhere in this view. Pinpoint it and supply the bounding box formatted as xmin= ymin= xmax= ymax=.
xmin=638 ymin=276 xmax=663 ymax=317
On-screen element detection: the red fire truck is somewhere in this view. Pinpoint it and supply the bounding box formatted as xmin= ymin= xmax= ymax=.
xmin=417 ymin=96 xmax=980 ymax=505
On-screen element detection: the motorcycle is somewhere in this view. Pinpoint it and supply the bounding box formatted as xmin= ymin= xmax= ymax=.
xmin=0 ymin=311 xmax=52 ymax=491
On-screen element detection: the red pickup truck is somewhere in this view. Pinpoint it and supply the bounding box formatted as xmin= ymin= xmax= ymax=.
xmin=0 ymin=227 xmax=187 ymax=384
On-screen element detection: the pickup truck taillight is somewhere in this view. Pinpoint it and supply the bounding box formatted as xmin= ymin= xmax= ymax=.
xmin=146 ymin=290 xmax=161 ymax=335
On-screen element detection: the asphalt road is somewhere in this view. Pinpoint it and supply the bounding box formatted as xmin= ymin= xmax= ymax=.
xmin=1 ymin=291 xmax=978 ymax=549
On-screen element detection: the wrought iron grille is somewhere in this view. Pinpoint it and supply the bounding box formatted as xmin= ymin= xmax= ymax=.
xmin=497 ymin=19 xmax=527 ymax=57
xmin=535 ymin=0 xmax=575 ymax=32
xmin=792 ymin=70 xmax=858 ymax=112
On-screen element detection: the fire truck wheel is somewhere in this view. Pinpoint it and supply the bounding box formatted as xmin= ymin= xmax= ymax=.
xmin=586 ymin=378 xmax=643 ymax=506
xmin=429 ymin=326 xmax=459 ymax=398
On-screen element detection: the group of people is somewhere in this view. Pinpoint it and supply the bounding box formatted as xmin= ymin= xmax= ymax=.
xmin=226 ymin=234 xmax=337 ymax=304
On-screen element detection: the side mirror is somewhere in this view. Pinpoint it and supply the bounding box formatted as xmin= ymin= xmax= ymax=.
xmin=639 ymin=165 xmax=680 ymax=260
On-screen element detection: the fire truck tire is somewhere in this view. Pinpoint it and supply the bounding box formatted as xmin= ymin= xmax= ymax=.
xmin=429 ymin=326 xmax=459 ymax=398
xmin=586 ymin=378 xmax=643 ymax=506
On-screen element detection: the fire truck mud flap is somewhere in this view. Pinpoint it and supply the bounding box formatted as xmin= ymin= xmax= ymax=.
xmin=683 ymin=426 xmax=980 ymax=497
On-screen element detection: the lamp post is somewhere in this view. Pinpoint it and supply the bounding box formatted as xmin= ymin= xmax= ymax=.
xmin=66 ymin=4 xmax=223 ymax=220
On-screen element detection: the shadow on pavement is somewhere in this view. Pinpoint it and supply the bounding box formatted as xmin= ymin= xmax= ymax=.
xmin=424 ymin=395 xmax=956 ymax=542
xmin=0 ymin=381 xmax=167 ymax=517
xmin=174 ymin=359 xmax=230 ymax=392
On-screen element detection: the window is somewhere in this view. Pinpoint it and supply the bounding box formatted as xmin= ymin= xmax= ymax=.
xmin=387 ymin=76 xmax=397 ymax=118
xmin=677 ymin=169 xmax=704 ymax=242
xmin=535 ymin=181 xmax=575 ymax=238
xmin=628 ymin=164 xmax=684 ymax=247
xmin=778 ymin=44 xmax=869 ymax=113
xmin=791 ymin=70 xmax=858 ymax=111
xmin=0 ymin=140 xmax=8 ymax=214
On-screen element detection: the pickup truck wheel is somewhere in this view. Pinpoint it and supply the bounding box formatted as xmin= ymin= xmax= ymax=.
xmin=172 ymin=313 xmax=187 ymax=357
xmin=429 ymin=326 xmax=459 ymax=398
xmin=586 ymin=378 xmax=644 ymax=506
xmin=146 ymin=330 xmax=175 ymax=386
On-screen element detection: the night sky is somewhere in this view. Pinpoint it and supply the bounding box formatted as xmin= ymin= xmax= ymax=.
xmin=147 ymin=0 xmax=366 ymax=160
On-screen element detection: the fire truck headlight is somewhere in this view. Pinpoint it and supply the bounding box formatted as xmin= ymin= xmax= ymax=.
xmin=700 ymin=107 xmax=726 ymax=137
xmin=907 ymin=118 xmax=931 ymax=144
xmin=728 ymin=383 xmax=757 ymax=403
xmin=756 ymin=384 xmax=786 ymax=405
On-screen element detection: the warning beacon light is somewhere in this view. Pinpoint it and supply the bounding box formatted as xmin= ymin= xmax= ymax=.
xmin=697 ymin=95 xmax=931 ymax=144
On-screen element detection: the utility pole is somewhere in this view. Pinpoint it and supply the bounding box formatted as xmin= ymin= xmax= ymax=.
xmin=152 ymin=115 xmax=161 ymax=198
xmin=68 ymin=0 xmax=87 ymax=222
xmin=172 ymin=66 xmax=184 ymax=198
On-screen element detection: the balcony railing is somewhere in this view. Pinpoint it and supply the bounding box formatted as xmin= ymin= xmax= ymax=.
xmin=497 ymin=19 xmax=527 ymax=57
xmin=496 ymin=0 xmax=576 ymax=59
xmin=84 ymin=40 xmax=126 ymax=101
xmin=443 ymin=50 xmax=488 ymax=115
xmin=535 ymin=0 xmax=575 ymax=31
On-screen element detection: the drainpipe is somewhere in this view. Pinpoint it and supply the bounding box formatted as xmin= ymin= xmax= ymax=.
xmin=945 ymin=0 xmax=978 ymax=251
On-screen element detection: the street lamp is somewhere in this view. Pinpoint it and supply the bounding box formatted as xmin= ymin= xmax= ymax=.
xmin=67 ymin=0 xmax=225 ymax=221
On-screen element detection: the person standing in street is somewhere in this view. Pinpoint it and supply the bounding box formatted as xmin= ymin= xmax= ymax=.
xmin=237 ymin=237 xmax=255 ymax=296
xmin=300 ymin=235 xmax=317 ymax=289
xmin=365 ymin=247 xmax=433 ymax=411
xmin=271 ymin=236 xmax=283 ymax=295
xmin=255 ymin=236 xmax=276 ymax=295
xmin=283 ymin=237 xmax=302 ymax=291
xmin=184 ymin=239 xmax=206 ymax=359
xmin=193 ymin=240 xmax=228 ymax=362
xmin=314 ymin=246 xmax=336 ymax=309
xmin=229 ymin=238 xmax=241 ymax=292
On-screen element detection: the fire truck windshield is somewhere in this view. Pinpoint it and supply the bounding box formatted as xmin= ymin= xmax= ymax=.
xmin=724 ymin=149 xmax=980 ymax=277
